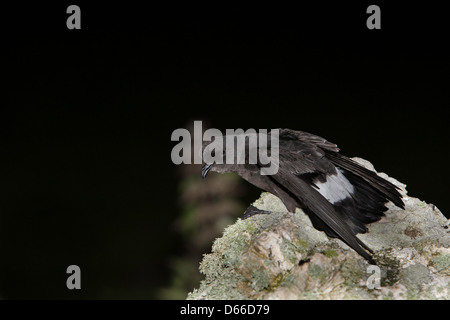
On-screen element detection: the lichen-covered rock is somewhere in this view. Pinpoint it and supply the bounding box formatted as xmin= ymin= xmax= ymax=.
xmin=187 ymin=158 xmax=450 ymax=300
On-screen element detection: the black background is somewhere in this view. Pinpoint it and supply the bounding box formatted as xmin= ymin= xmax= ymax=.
xmin=1 ymin=2 xmax=449 ymax=299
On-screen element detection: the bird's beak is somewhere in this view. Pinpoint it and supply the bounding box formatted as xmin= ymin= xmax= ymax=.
xmin=201 ymin=164 xmax=213 ymax=179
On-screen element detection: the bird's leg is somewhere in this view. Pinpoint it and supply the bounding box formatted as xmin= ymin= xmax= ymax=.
xmin=241 ymin=204 xmax=272 ymax=220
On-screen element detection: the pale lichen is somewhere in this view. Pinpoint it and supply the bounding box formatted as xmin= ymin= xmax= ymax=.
xmin=429 ymin=253 xmax=450 ymax=276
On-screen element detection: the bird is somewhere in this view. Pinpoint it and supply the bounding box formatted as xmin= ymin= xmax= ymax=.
xmin=201 ymin=128 xmax=405 ymax=264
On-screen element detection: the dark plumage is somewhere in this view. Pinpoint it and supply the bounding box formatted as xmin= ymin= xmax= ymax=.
xmin=201 ymin=129 xmax=405 ymax=264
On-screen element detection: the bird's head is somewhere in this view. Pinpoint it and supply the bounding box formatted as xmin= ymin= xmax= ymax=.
xmin=200 ymin=132 xmax=271 ymax=179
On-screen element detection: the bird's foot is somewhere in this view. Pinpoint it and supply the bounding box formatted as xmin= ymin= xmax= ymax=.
xmin=242 ymin=205 xmax=272 ymax=220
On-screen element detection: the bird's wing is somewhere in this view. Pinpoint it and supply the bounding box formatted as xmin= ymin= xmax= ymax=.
xmin=276 ymin=129 xmax=404 ymax=225
xmin=276 ymin=128 xmax=403 ymax=209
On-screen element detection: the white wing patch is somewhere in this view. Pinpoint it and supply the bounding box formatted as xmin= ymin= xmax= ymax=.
xmin=315 ymin=168 xmax=354 ymax=204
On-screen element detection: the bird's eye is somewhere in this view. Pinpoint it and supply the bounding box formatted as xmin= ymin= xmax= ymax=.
xmin=211 ymin=150 xmax=216 ymax=157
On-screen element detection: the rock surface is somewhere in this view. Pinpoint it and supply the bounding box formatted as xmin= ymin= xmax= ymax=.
xmin=187 ymin=158 xmax=450 ymax=300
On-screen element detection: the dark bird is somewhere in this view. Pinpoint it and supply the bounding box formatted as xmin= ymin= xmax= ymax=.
xmin=201 ymin=129 xmax=405 ymax=264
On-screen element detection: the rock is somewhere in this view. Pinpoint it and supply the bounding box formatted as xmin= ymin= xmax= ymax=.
xmin=187 ymin=158 xmax=450 ymax=300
